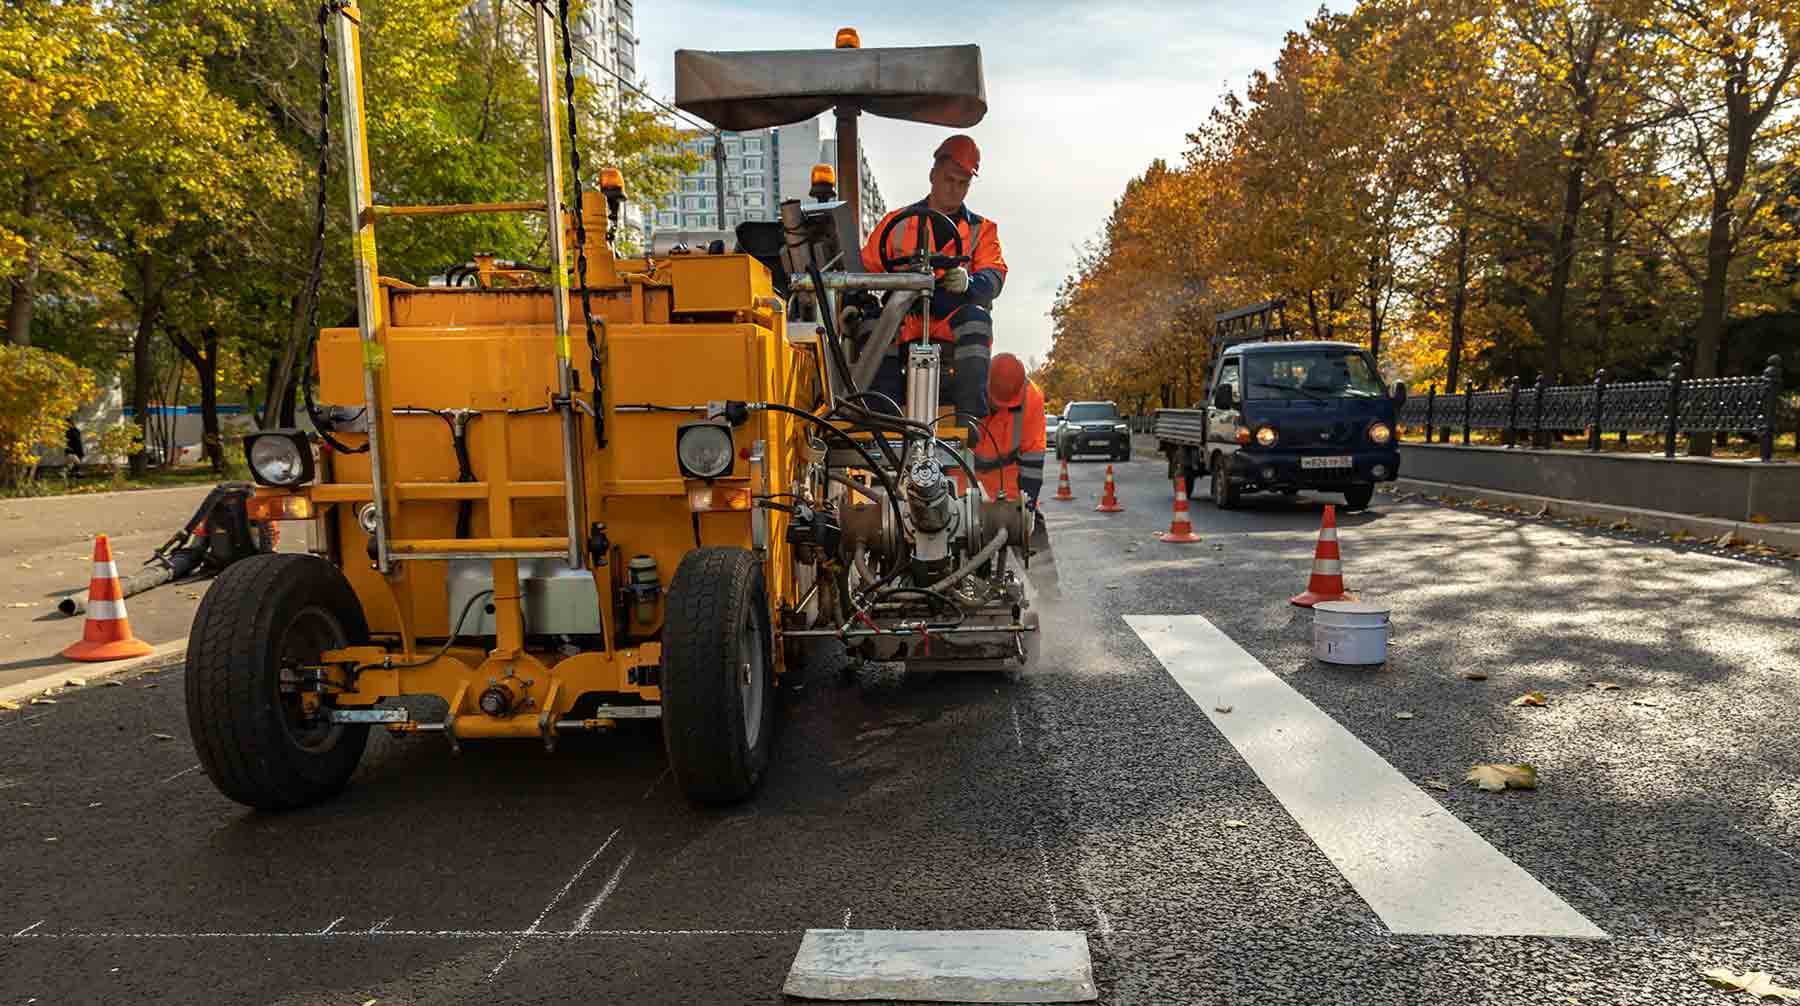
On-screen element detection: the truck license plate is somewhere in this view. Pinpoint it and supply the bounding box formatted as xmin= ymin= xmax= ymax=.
xmin=1302 ymin=456 xmax=1353 ymax=469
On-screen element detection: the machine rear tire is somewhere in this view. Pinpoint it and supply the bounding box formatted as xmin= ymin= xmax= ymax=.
xmin=1342 ymin=484 xmax=1375 ymax=511
xmin=184 ymin=553 xmax=371 ymax=811
xmin=662 ymin=547 xmax=775 ymax=804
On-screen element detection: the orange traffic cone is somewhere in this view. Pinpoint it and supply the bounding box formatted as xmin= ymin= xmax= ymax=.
xmin=62 ymin=535 xmax=153 ymax=662
xmin=1052 ymin=458 xmax=1075 ymax=501
xmin=1158 ymin=477 xmax=1203 ymax=543
xmin=1290 ymin=505 xmax=1356 ymax=607
xmin=1095 ymin=465 xmax=1124 ymax=513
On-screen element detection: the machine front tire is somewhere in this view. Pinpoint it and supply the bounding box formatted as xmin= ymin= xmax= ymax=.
xmin=662 ymin=547 xmax=775 ymax=804
xmin=184 ymin=553 xmax=371 ymax=811
xmin=1342 ymin=484 xmax=1375 ymax=511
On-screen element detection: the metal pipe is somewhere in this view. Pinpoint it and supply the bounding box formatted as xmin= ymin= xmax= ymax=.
xmin=791 ymin=272 xmax=934 ymax=293
xmin=836 ymin=104 xmax=860 ymax=239
xmin=532 ymin=0 xmax=586 ymax=570
xmin=926 ymin=526 xmax=1007 ymax=594
xmin=332 ymin=6 xmax=393 ymax=573
xmin=850 ymin=290 xmax=920 ymax=391
xmin=57 ymin=563 xmax=179 ymax=617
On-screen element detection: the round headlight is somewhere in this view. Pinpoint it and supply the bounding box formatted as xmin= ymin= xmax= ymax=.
xmin=1368 ymin=422 xmax=1393 ymax=445
xmin=1255 ymin=425 xmax=1279 ymax=447
xmin=357 ymin=502 xmax=379 ymax=535
xmin=249 ymin=435 xmax=307 ymax=486
xmin=677 ymin=424 xmax=734 ymax=479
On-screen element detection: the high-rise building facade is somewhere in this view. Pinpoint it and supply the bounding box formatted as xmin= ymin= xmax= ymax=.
xmin=649 ymin=116 xmax=886 ymax=250
xmin=567 ymin=0 xmax=645 ymax=243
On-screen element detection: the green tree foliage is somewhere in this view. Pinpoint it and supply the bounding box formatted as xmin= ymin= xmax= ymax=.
xmin=0 ymin=344 xmax=95 ymax=487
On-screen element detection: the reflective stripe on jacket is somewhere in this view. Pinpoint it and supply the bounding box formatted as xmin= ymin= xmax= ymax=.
xmin=861 ymin=200 xmax=1007 ymax=344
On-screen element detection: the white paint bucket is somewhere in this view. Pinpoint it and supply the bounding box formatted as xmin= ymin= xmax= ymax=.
xmin=1313 ymin=601 xmax=1391 ymax=665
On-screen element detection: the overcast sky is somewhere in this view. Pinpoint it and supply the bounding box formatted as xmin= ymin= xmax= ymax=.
xmin=635 ymin=1 xmax=1326 ymax=366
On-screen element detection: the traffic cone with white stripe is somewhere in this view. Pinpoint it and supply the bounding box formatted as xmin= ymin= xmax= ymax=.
xmin=1095 ymin=465 xmax=1124 ymax=513
xmin=62 ymin=535 xmax=153 ymax=661
xmin=1158 ymin=477 xmax=1203 ymax=543
xmin=1052 ymin=458 xmax=1075 ymax=501
xmin=1289 ymin=505 xmax=1356 ymax=607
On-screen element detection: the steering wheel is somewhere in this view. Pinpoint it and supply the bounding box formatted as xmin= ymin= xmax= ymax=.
xmin=876 ymin=205 xmax=968 ymax=273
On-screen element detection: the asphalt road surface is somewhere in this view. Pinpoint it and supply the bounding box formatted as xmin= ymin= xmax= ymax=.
xmin=3 ymin=457 xmax=1798 ymax=1004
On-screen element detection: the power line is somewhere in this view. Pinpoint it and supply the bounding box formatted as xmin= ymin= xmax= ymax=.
xmin=501 ymin=0 xmax=719 ymax=138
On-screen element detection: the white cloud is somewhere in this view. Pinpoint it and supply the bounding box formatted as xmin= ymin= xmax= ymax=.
xmin=633 ymin=1 xmax=1323 ymax=364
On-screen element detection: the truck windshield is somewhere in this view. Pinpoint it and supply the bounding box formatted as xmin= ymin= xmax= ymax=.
xmin=1244 ymin=351 xmax=1384 ymax=400
xmin=1065 ymin=404 xmax=1119 ymax=422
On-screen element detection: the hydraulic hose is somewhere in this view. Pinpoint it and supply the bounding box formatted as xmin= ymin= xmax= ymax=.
xmin=925 ymin=525 xmax=1008 ymax=595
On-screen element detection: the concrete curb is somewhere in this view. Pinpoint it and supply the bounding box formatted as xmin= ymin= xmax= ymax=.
xmin=1390 ymin=477 xmax=1800 ymax=555
xmin=0 ymin=639 xmax=185 ymax=705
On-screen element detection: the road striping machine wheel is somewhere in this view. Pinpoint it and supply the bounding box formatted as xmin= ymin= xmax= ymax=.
xmin=184 ymin=553 xmax=371 ymax=811
xmin=662 ymin=547 xmax=776 ymax=804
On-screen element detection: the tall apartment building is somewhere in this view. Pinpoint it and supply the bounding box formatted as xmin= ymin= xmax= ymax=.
xmin=649 ymin=116 xmax=887 ymax=249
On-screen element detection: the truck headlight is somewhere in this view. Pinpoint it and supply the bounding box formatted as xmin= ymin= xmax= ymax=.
xmin=676 ymin=422 xmax=735 ymax=479
xmin=1255 ymin=425 xmax=1279 ymax=447
xmin=1114 ymin=422 xmax=1130 ymax=434
xmin=1368 ymin=422 xmax=1393 ymax=445
xmin=243 ymin=431 xmax=314 ymax=487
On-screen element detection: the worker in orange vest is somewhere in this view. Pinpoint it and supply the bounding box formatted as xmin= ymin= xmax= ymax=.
xmin=973 ymin=353 xmax=1046 ymax=508
xmin=861 ymin=134 xmax=1008 ymax=418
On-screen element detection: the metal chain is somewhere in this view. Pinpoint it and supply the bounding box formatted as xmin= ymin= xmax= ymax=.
xmin=302 ymin=1 xmax=368 ymax=453
xmin=553 ymin=0 xmax=606 ymax=444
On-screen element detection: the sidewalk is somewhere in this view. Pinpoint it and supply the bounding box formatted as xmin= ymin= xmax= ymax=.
xmin=1 ymin=486 xmax=213 ymax=697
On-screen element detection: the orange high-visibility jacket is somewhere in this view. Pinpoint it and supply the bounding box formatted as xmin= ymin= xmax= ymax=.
xmin=861 ymin=201 xmax=1007 ymax=345
xmin=973 ymin=379 xmax=1047 ymax=502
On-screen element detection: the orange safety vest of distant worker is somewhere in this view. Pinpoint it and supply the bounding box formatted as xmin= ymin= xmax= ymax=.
xmin=972 ymin=354 xmax=1047 ymax=503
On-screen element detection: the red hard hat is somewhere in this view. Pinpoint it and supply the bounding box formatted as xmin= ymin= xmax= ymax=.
xmin=933 ymin=134 xmax=980 ymax=176
xmin=988 ymin=353 xmax=1026 ymax=408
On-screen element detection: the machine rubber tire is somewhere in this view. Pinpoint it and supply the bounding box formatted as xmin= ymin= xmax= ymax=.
xmin=1342 ymin=484 xmax=1375 ymax=511
xmin=184 ymin=553 xmax=371 ymax=811
xmin=662 ymin=547 xmax=775 ymax=804
xmin=1210 ymin=455 xmax=1240 ymax=510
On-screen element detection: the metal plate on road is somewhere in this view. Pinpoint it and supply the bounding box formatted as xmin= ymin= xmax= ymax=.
xmin=782 ymin=929 xmax=1098 ymax=1003
xmin=1301 ymin=456 xmax=1353 ymax=469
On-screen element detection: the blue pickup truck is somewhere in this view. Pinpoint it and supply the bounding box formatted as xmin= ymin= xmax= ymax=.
xmin=1153 ymin=303 xmax=1405 ymax=511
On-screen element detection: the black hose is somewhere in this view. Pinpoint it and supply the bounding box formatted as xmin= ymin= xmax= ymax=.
xmin=757 ymin=401 xmax=907 ymax=538
xmin=355 ymin=588 xmax=492 ymax=673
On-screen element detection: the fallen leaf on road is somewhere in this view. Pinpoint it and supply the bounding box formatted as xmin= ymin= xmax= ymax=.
xmin=1461 ymin=671 xmax=1488 ymax=681
xmin=150 ymin=733 xmax=174 ymax=741
xmin=17 ymin=562 xmax=31 ymax=569
xmin=1466 ymin=763 xmax=1538 ymax=792
xmin=101 ymin=680 xmax=122 ymax=688
xmin=1395 ymin=711 xmax=1415 ymax=720
xmin=1672 ymin=530 xmax=1694 ymax=542
xmin=0 ymin=700 xmax=18 ymax=711
xmin=29 ymin=698 xmax=57 ymax=706
xmin=1423 ymin=778 xmax=1450 ymax=792
xmin=86 ymin=802 xmax=101 ymax=809
xmin=1105 ymin=584 xmax=1120 ymax=590
xmin=1223 ymin=820 xmax=1249 ymax=829
xmin=1716 ymin=531 xmax=1740 ymax=548
xmin=1533 ymin=505 xmax=1550 ymax=518
xmin=1592 ymin=682 xmax=1621 ymax=691
xmin=44 ymin=836 xmax=58 ymax=842
xmin=7 ymin=602 xmax=31 ymax=608
xmin=64 ymin=677 xmax=85 ymax=688
xmin=1632 ymin=698 xmax=1659 ymax=708
xmin=1609 ymin=519 xmax=1634 ymax=531
xmin=1701 ymin=968 xmax=1800 ymax=1002
xmin=1214 ymin=705 xmax=1232 ymax=714
xmin=143 ymin=683 xmax=158 ymax=689
xmin=1510 ymin=692 xmax=1549 ymax=707
xmin=363 ymin=999 xmax=378 ymax=1006
xmin=1748 ymin=514 xmax=1771 ymax=525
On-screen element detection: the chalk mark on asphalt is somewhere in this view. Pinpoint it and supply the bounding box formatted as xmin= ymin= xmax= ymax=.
xmin=317 ymin=916 xmax=344 ymax=935
xmin=13 ymin=920 xmax=44 ymax=937
xmin=842 ymin=909 xmax=852 ymax=929
xmin=485 ymin=827 xmax=619 ymax=981
xmin=640 ymin=767 xmax=670 ymax=801
xmin=572 ymin=848 xmax=635 ymax=933
xmin=1031 ymin=823 xmax=1061 ymax=930
xmin=160 ymin=764 xmax=200 ymax=784
xmin=1010 ymin=703 xmax=1024 ymax=750
xmin=367 ymin=917 xmax=392 ymax=934
xmin=7 ymin=927 xmax=794 ymax=940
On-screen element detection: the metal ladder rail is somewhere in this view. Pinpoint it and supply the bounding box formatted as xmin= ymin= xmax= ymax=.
xmin=330 ymin=1 xmax=585 ymax=573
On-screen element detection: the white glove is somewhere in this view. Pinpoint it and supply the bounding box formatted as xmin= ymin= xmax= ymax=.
xmin=941 ymin=266 xmax=971 ymax=294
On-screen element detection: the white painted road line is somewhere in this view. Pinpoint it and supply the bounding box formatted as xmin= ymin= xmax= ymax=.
xmin=1126 ymin=614 xmax=1607 ymax=939
xmin=782 ymin=929 xmax=1097 ymax=1003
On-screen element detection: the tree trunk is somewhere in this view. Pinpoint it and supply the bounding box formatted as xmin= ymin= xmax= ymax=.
xmin=129 ymin=256 xmax=163 ymax=478
xmin=6 ymin=176 xmax=40 ymax=346
xmin=1597 ymin=189 xmax=1618 ymax=366
xmin=1366 ymin=254 xmax=1383 ymax=362
xmin=170 ymin=325 xmax=224 ymax=472
xmin=1687 ymin=188 xmax=1734 ymax=456
xmin=1543 ymin=155 xmax=1586 ymax=384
